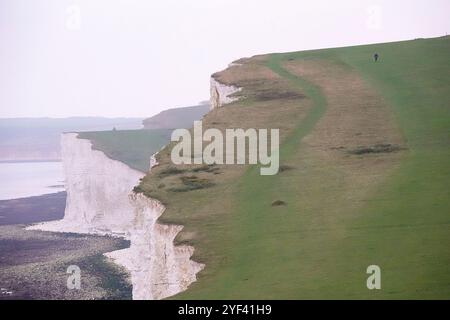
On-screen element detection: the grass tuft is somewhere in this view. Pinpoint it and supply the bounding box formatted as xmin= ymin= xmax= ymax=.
xmin=169 ymin=175 xmax=215 ymax=192
xmin=348 ymin=144 xmax=405 ymax=155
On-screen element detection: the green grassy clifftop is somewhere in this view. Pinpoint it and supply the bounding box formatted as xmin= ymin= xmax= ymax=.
xmin=136 ymin=36 xmax=450 ymax=299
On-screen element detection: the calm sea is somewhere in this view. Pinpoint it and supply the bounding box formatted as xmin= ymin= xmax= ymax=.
xmin=0 ymin=161 xmax=65 ymax=200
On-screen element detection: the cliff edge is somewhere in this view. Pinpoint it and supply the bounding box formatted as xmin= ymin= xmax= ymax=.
xmin=27 ymin=133 xmax=203 ymax=299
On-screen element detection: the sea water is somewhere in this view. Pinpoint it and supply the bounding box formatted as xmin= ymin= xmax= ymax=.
xmin=0 ymin=161 xmax=65 ymax=200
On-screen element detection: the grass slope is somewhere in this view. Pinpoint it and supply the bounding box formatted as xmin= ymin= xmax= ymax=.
xmin=139 ymin=36 xmax=449 ymax=299
xmin=332 ymin=37 xmax=450 ymax=298
xmin=217 ymin=37 xmax=450 ymax=299
xmin=142 ymin=105 xmax=210 ymax=129
xmin=78 ymin=129 xmax=171 ymax=172
xmin=77 ymin=105 xmax=211 ymax=172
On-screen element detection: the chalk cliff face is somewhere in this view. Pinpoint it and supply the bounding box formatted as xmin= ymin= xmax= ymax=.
xmin=27 ymin=133 xmax=203 ymax=300
xmin=105 ymin=194 xmax=202 ymax=299
xmin=210 ymin=77 xmax=241 ymax=110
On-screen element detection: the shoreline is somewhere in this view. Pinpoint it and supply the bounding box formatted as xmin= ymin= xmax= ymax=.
xmin=0 ymin=189 xmax=65 ymax=202
xmin=0 ymin=191 xmax=132 ymax=299
xmin=0 ymin=191 xmax=66 ymax=226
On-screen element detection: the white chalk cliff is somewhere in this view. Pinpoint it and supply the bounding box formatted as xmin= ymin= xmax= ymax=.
xmin=27 ymin=133 xmax=203 ymax=300
xmin=210 ymin=77 xmax=241 ymax=110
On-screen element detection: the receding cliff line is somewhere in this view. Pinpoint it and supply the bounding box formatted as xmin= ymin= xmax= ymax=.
xmin=27 ymin=133 xmax=203 ymax=300
xmin=25 ymin=68 xmax=244 ymax=300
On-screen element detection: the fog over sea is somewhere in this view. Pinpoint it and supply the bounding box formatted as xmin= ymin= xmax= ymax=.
xmin=0 ymin=161 xmax=65 ymax=200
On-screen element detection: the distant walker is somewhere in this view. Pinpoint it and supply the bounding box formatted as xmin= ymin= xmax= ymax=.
xmin=373 ymin=53 xmax=379 ymax=62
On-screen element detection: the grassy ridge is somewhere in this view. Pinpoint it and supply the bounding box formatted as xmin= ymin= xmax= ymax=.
xmin=280 ymin=36 xmax=450 ymax=298
xmin=174 ymin=36 xmax=450 ymax=299
xmin=332 ymin=37 xmax=450 ymax=298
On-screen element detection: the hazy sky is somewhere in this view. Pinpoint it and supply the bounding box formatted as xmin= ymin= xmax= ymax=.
xmin=1 ymin=0 xmax=449 ymax=118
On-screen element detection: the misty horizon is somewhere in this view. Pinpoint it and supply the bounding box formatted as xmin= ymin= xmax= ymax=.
xmin=1 ymin=0 xmax=449 ymax=118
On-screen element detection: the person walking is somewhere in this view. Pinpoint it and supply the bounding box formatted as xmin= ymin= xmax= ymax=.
xmin=374 ymin=53 xmax=379 ymax=62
